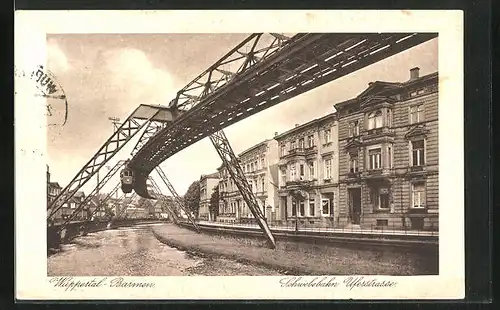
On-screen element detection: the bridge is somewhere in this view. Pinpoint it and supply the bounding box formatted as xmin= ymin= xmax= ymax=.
xmin=47 ymin=32 xmax=437 ymax=249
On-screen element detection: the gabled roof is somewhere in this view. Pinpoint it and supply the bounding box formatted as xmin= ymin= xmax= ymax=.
xmin=357 ymin=81 xmax=402 ymax=99
xmin=48 ymin=182 xmax=61 ymax=188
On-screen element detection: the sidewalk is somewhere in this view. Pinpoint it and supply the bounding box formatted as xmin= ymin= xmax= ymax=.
xmin=152 ymin=224 xmax=436 ymax=275
xmin=196 ymin=220 xmax=438 ymax=237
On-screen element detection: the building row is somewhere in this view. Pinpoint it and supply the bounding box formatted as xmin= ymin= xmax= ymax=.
xmin=198 ymin=67 xmax=439 ymax=231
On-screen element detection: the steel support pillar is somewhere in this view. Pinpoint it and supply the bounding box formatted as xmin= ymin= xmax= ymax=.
xmin=48 ymin=160 xmax=126 ymax=221
xmin=147 ymin=177 xmax=180 ymax=225
xmin=155 ymin=166 xmax=200 ymax=232
xmin=209 ymin=130 xmax=276 ymax=249
xmin=47 ymin=106 xmax=162 ymax=218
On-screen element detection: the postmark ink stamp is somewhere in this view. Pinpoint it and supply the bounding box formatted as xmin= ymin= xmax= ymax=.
xmin=15 ymin=65 xmax=68 ymax=126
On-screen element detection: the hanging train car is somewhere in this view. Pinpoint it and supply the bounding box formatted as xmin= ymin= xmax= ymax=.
xmin=120 ymin=167 xmax=134 ymax=193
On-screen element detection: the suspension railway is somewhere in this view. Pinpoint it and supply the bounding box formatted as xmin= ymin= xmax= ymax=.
xmin=47 ymin=32 xmax=437 ymax=249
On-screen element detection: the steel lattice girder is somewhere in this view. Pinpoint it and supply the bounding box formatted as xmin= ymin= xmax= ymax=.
xmin=47 ymin=104 xmax=174 ymax=218
xmin=128 ymin=33 xmax=437 ymax=191
xmin=85 ymin=183 xmax=123 ymax=222
xmin=209 ymin=130 xmax=276 ymax=249
xmin=147 ymin=177 xmax=180 ymax=224
xmin=154 ymin=166 xmax=200 ymax=232
xmin=57 ymin=182 xmax=121 ymax=233
xmin=47 ymin=160 xmax=126 ymax=221
xmin=115 ymin=192 xmax=137 ymax=219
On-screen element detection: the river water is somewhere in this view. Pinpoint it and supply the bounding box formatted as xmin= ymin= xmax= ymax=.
xmin=47 ymin=223 xmax=280 ymax=276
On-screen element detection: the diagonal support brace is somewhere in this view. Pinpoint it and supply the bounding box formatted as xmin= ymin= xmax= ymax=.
xmin=209 ymin=130 xmax=276 ymax=249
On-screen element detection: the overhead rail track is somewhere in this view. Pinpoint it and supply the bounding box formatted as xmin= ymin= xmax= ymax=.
xmin=127 ymin=32 xmax=437 ymax=197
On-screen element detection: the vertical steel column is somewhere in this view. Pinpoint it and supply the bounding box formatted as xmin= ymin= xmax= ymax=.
xmin=209 ymin=130 xmax=276 ymax=249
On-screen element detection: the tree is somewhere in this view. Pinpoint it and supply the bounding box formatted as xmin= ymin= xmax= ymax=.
xmin=209 ymin=186 xmax=220 ymax=219
xmin=183 ymin=180 xmax=200 ymax=218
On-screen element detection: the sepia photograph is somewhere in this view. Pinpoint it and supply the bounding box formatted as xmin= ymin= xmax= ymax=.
xmin=15 ymin=10 xmax=464 ymax=300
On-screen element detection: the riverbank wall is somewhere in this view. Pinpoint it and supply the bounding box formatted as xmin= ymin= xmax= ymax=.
xmin=152 ymin=224 xmax=438 ymax=276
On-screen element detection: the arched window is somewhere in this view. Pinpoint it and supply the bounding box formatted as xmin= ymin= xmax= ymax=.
xmin=368 ymin=110 xmax=383 ymax=130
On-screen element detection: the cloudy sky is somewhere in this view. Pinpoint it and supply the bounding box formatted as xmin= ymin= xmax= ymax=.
xmin=46 ymin=33 xmax=438 ymax=196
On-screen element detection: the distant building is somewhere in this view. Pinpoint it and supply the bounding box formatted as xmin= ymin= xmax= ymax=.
xmin=274 ymin=113 xmax=340 ymax=227
xmin=127 ymin=207 xmax=148 ymax=219
xmin=217 ymin=139 xmax=279 ymax=223
xmin=334 ymin=67 xmax=438 ymax=230
xmin=199 ymin=172 xmax=220 ymax=221
xmin=46 ymin=165 xmax=62 ymax=207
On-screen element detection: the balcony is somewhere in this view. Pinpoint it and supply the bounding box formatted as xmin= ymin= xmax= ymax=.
xmin=362 ymin=127 xmax=395 ymax=143
xmin=303 ymin=145 xmax=317 ymax=156
xmin=362 ymin=168 xmax=392 ymax=179
xmin=347 ymin=170 xmax=361 ymax=179
xmin=407 ymin=165 xmax=427 ymax=176
xmin=285 ymin=177 xmax=312 ymax=189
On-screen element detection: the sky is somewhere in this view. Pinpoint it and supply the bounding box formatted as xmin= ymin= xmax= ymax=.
xmin=46 ymin=33 xmax=438 ymax=197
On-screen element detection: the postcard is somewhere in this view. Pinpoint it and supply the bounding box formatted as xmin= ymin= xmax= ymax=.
xmin=15 ymin=10 xmax=464 ymax=300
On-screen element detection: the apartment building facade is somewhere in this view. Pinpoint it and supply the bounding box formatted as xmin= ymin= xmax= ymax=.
xmin=217 ymin=139 xmax=279 ymax=223
xmin=334 ymin=67 xmax=439 ymax=230
xmin=274 ymin=114 xmax=340 ymax=227
xmin=199 ymin=172 xmax=220 ymax=221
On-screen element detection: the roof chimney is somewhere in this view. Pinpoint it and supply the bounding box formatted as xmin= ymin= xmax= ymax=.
xmin=295 ymin=124 xmax=300 ymax=128
xmin=410 ymin=67 xmax=420 ymax=81
xmin=274 ymin=132 xmax=278 ymax=137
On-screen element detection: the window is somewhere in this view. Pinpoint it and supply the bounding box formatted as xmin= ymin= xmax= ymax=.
xmin=291 ymin=141 xmax=297 ymax=150
xmin=324 ymin=129 xmax=331 ymax=144
xmin=368 ymin=110 xmax=383 ymax=129
xmin=280 ymin=145 xmax=286 ymax=157
xmin=307 ymin=135 xmax=314 ymax=148
xmin=372 ymin=187 xmax=390 ymax=210
xmin=349 ymin=152 xmax=359 ymax=173
xmin=261 ymin=157 xmax=265 ymax=168
xmin=410 ymin=104 xmax=424 ymax=124
xmin=298 ymin=138 xmax=305 ymax=149
xmin=387 ymin=109 xmax=393 ymax=127
xmin=280 ymin=168 xmax=287 ymax=185
xmin=368 ymin=148 xmax=382 ymax=170
xmin=412 ymin=183 xmax=426 ymax=208
xmin=321 ymin=199 xmax=330 ymax=215
xmin=388 ymin=146 xmax=393 ymax=168
xmin=309 ymin=199 xmax=315 ymax=216
xmin=299 ymin=201 xmax=305 ymax=217
xmin=411 ymin=140 xmax=425 ymax=166
xmin=308 ymin=161 xmax=315 ymax=179
xmin=290 ymin=164 xmax=296 ymax=180
xmin=261 ymin=179 xmax=265 ymax=192
xmin=348 ymin=120 xmax=360 ymax=137
xmin=324 ymin=159 xmax=332 ymax=179
xmin=299 ymin=164 xmax=305 ymax=179
xmin=291 ymin=200 xmax=297 ymax=216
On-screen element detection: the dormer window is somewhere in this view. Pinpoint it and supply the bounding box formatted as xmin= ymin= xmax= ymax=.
xmin=348 ymin=120 xmax=360 ymax=137
xmin=368 ymin=110 xmax=383 ymax=130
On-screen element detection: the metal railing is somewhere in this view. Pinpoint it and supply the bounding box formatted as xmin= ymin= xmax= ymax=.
xmin=193 ymin=219 xmax=439 ymax=237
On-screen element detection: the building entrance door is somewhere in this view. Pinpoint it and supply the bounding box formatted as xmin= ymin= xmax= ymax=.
xmin=348 ymin=188 xmax=361 ymax=224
